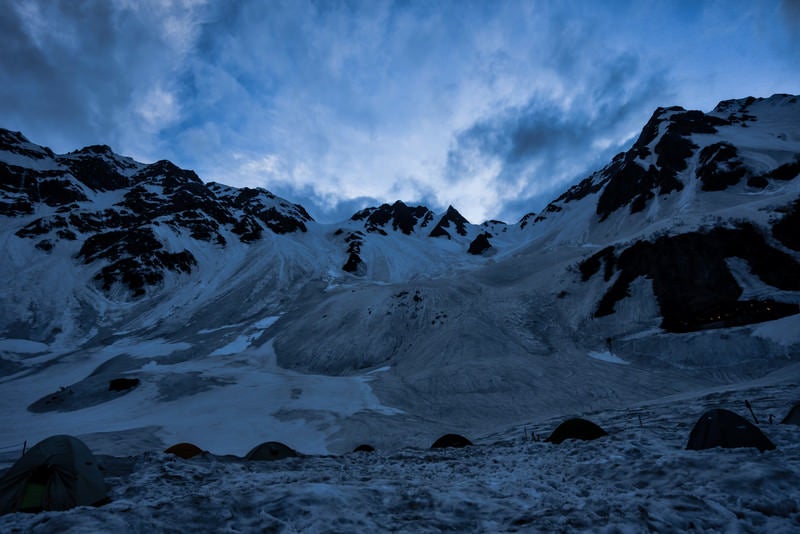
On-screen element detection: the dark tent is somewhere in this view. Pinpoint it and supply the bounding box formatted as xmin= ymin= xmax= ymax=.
xmin=687 ymin=409 xmax=776 ymax=452
xmin=164 ymin=442 xmax=204 ymax=459
xmin=781 ymin=403 xmax=800 ymax=425
xmin=353 ymin=444 xmax=375 ymax=453
xmin=546 ymin=418 xmax=608 ymax=444
xmin=0 ymin=435 xmax=107 ymax=515
xmin=431 ymin=434 xmax=472 ymax=449
xmin=245 ymin=441 xmax=298 ymax=461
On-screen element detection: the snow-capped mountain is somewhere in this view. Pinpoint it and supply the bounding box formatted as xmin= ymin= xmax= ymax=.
xmin=1 ymin=94 xmax=798 ymax=457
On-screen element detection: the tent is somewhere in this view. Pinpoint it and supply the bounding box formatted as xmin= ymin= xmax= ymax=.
xmin=0 ymin=435 xmax=107 ymax=515
xmin=430 ymin=434 xmax=472 ymax=449
xmin=546 ymin=418 xmax=608 ymax=444
xmin=780 ymin=403 xmax=800 ymax=425
xmin=353 ymin=444 xmax=375 ymax=453
xmin=686 ymin=409 xmax=776 ymax=452
xmin=164 ymin=442 xmax=204 ymax=459
xmin=245 ymin=441 xmax=298 ymax=461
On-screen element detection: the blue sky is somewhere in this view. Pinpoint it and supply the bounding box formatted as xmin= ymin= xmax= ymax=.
xmin=2 ymin=0 xmax=798 ymax=223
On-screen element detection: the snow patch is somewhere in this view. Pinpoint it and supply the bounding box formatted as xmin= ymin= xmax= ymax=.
xmin=588 ymin=350 xmax=629 ymax=365
xmin=751 ymin=314 xmax=800 ymax=346
xmin=197 ymin=324 xmax=238 ymax=334
xmin=210 ymin=334 xmax=257 ymax=356
xmin=0 ymin=339 xmax=50 ymax=353
xmin=253 ymin=315 xmax=281 ymax=329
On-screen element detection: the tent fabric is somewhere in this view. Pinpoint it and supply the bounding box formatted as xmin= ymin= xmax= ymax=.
xmin=780 ymin=403 xmax=800 ymax=425
xmin=546 ymin=418 xmax=608 ymax=444
xmin=164 ymin=442 xmax=204 ymax=459
xmin=686 ymin=409 xmax=776 ymax=452
xmin=245 ymin=441 xmax=298 ymax=461
xmin=0 ymin=435 xmax=107 ymax=515
xmin=430 ymin=434 xmax=472 ymax=449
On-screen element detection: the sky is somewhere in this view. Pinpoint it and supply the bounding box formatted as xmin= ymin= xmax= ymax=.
xmin=1 ymin=0 xmax=798 ymax=224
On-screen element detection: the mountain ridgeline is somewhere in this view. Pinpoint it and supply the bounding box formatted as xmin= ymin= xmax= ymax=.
xmin=1 ymin=93 xmax=799 ymax=345
xmin=2 ymin=94 xmax=800 ymax=453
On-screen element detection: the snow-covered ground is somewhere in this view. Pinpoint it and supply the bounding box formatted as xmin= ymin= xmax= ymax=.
xmin=2 ymin=374 xmax=799 ymax=532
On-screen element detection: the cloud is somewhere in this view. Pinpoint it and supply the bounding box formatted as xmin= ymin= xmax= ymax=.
xmin=2 ymin=0 xmax=798 ymax=224
xmin=1 ymin=0 xmax=206 ymax=156
xmin=136 ymin=86 xmax=181 ymax=131
xmin=444 ymin=49 xmax=672 ymax=222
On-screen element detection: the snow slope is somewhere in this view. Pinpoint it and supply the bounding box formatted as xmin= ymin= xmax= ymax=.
xmin=1 ymin=374 xmax=799 ymax=532
xmin=0 ymin=93 xmax=799 ymax=478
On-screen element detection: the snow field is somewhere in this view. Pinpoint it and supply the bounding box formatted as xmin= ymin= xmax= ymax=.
xmin=2 ymin=380 xmax=800 ymax=532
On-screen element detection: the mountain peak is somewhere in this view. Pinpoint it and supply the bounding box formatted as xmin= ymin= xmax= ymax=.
xmin=351 ymin=201 xmax=434 ymax=235
xmin=0 ymin=128 xmax=31 ymax=147
xmin=0 ymin=128 xmax=55 ymax=160
xmin=72 ymin=144 xmax=115 ymax=156
xmin=429 ymin=205 xmax=469 ymax=239
xmin=712 ymin=93 xmax=798 ymax=115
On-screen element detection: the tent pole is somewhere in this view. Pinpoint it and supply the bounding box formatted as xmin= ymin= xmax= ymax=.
xmin=745 ymin=400 xmax=759 ymax=424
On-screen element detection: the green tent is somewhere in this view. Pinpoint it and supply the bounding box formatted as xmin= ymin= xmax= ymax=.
xmin=0 ymin=435 xmax=107 ymax=515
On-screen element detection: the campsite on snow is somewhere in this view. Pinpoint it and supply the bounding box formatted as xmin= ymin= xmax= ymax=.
xmin=2 ymin=91 xmax=800 ymax=530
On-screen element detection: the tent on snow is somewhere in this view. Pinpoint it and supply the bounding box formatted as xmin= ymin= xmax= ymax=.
xmin=781 ymin=403 xmax=800 ymax=425
xmin=0 ymin=435 xmax=107 ymax=515
xmin=686 ymin=409 xmax=776 ymax=452
xmin=245 ymin=441 xmax=298 ymax=461
xmin=353 ymin=444 xmax=375 ymax=453
xmin=431 ymin=434 xmax=472 ymax=449
xmin=546 ymin=418 xmax=608 ymax=444
xmin=164 ymin=442 xmax=204 ymax=459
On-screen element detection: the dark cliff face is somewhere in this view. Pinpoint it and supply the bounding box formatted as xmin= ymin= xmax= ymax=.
xmin=1 ymin=129 xmax=314 ymax=298
xmin=594 ymin=108 xmax=730 ymax=221
xmin=772 ymin=197 xmax=800 ymax=252
xmin=351 ymin=200 xmax=434 ymax=235
xmin=429 ymin=206 xmax=469 ymax=239
xmin=340 ymin=230 xmax=366 ymax=275
xmin=467 ymin=232 xmax=492 ymax=255
xmin=580 ymin=223 xmax=800 ymax=333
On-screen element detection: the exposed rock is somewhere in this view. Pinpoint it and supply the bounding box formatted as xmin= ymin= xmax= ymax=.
xmin=63 ymin=151 xmax=131 ymax=191
xmin=581 ymin=224 xmax=800 ymax=332
xmin=108 ymin=378 xmax=140 ymax=392
xmin=78 ymin=227 xmax=197 ymax=297
xmin=467 ymin=232 xmax=492 ymax=255
xmin=351 ymin=200 xmax=433 ymax=235
xmin=519 ymin=212 xmax=536 ymax=229
xmin=0 ymin=129 xmax=54 ymax=159
xmin=765 ymin=156 xmax=800 ymax=181
xmin=697 ymin=142 xmax=748 ymax=191
xmin=772 ymin=197 xmax=800 ymax=251
xmin=595 ymin=108 xmax=729 ymax=221
xmin=429 ymin=206 xmax=469 ymax=239
xmin=533 ymin=203 xmax=564 ymax=223
xmin=341 ymin=231 xmax=366 ymax=275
